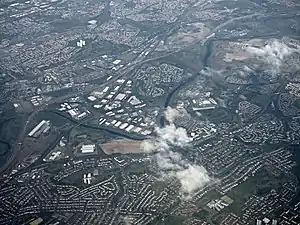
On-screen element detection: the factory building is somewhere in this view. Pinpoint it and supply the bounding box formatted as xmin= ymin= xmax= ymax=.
xmin=81 ymin=144 xmax=96 ymax=154
xmin=76 ymin=39 xmax=86 ymax=47
xmin=28 ymin=120 xmax=50 ymax=138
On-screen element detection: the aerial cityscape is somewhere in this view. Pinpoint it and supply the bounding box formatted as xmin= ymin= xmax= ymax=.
xmin=0 ymin=0 xmax=300 ymax=224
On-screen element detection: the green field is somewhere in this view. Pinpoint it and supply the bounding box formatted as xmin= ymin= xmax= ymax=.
xmin=221 ymin=195 xmax=234 ymax=205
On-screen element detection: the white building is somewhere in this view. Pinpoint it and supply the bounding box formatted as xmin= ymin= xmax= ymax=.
xmin=87 ymin=96 xmax=97 ymax=101
xmin=113 ymin=59 xmax=121 ymax=65
xmin=115 ymin=93 xmax=126 ymax=101
xmin=28 ymin=120 xmax=50 ymax=137
xmin=76 ymin=39 xmax=86 ymax=47
xmin=81 ymin=144 xmax=96 ymax=153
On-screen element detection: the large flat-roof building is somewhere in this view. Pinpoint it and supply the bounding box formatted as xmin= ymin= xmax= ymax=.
xmin=81 ymin=144 xmax=96 ymax=154
xmin=28 ymin=120 xmax=50 ymax=138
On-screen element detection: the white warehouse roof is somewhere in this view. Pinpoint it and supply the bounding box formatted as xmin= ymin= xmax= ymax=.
xmin=81 ymin=144 xmax=96 ymax=153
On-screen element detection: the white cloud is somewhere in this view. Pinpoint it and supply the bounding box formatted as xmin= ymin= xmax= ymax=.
xmin=243 ymin=65 xmax=254 ymax=72
xmin=141 ymin=108 xmax=212 ymax=197
xmin=164 ymin=106 xmax=181 ymax=123
xmin=155 ymin=124 xmax=192 ymax=147
xmin=156 ymin=152 xmax=182 ymax=170
xmin=200 ymin=67 xmax=222 ymax=77
xmin=173 ymin=165 xmax=211 ymax=195
xmin=140 ymin=139 xmax=165 ymax=153
xmin=141 ymin=123 xmax=192 ymax=153
xmin=246 ymin=39 xmax=299 ymax=74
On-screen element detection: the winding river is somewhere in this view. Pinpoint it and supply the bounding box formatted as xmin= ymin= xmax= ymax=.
xmin=160 ymin=40 xmax=213 ymax=126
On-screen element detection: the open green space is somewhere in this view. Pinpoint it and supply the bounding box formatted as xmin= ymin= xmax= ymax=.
xmin=221 ymin=195 xmax=234 ymax=205
xmin=163 ymin=215 xmax=185 ymax=225
xmin=196 ymin=189 xmax=222 ymax=207
xmin=193 ymin=209 xmax=210 ymax=220
xmin=293 ymin=98 xmax=300 ymax=109
xmin=124 ymin=162 xmax=149 ymax=175
xmin=200 ymin=108 xmax=236 ymax=124
xmin=242 ymin=90 xmax=271 ymax=108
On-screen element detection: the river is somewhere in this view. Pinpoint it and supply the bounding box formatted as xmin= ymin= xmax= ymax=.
xmin=160 ymin=39 xmax=213 ymax=127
